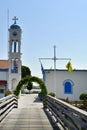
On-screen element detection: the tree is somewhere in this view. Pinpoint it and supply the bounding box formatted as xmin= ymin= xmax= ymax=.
xmin=21 ymin=65 xmax=31 ymax=78
xmin=26 ymin=82 xmax=33 ymax=94
xmin=21 ymin=65 xmax=32 ymax=93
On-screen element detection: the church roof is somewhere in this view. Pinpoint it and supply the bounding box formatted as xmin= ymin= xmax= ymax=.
xmin=0 ymin=60 xmax=8 ymax=69
xmin=10 ymin=24 xmax=21 ymax=29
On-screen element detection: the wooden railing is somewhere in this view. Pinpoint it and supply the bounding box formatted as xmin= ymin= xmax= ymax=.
xmin=0 ymin=94 xmax=18 ymax=122
xmin=44 ymin=95 xmax=87 ymax=130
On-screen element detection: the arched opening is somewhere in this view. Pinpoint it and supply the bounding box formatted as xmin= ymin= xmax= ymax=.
xmin=63 ymin=79 xmax=74 ymax=94
xmin=12 ymin=78 xmax=17 ymax=91
xmin=64 ymin=82 xmax=72 ymax=94
xmin=14 ymin=76 xmax=48 ymax=99
xmin=23 ymin=82 xmax=41 ymax=94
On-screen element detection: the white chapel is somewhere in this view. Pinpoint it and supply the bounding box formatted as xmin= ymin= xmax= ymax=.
xmin=43 ymin=69 xmax=87 ymax=101
xmin=0 ymin=16 xmax=22 ymax=98
xmin=41 ymin=46 xmax=87 ymax=101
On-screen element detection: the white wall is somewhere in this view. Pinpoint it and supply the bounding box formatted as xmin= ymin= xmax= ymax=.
xmin=0 ymin=71 xmax=8 ymax=98
xmin=0 ymin=71 xmax=8 ymax=80
xmin=8 ymin=73 xmax=21 ymax=92
xmin=0 ymin=86 xmax=5 ymax=98
xmin=45 ymin=70 xmax=87 ymax=101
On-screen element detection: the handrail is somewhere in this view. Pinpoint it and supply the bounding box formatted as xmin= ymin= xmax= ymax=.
xmin=44 ymin=95 xmax=87 ymax=130
xmin=0 ymin=94 xmax=18 ymax=122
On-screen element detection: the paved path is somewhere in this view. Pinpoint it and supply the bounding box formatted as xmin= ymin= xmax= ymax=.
xmin=0 ymin=94 xmax=57 ymax=130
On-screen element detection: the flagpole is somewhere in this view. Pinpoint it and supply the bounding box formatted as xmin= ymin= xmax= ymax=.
xmin=7 ymin=9 xmax=9 ymax=59
xmin=54 ymin=45 xmax=56 ymax=70
xmin=39 ymin=45 xmax=72 ymax=96
xmin=53 ymin=45 xmax=57 ymax=95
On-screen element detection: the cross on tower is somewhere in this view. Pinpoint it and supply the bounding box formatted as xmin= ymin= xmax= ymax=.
xmin=12 ymin=16 xmax=18 ymax=24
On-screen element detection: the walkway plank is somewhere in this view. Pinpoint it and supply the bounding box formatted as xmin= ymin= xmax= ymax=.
xmin=0 ymin=94 xmax=54 ymax=130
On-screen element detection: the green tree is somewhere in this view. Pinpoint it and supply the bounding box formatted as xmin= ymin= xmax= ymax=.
xmin=26 ymin=82 xmax=33 ymax=94
xmin=21 ymin=65 xmax=32 ymax=93
xmin=21 ymin=65 xmax=31 ymax=78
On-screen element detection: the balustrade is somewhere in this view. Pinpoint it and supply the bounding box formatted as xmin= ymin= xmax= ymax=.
xmin=0 ymin=94 xmax=18 ymax=122
xmin=44 ymin=95 xmax=87 ymax=130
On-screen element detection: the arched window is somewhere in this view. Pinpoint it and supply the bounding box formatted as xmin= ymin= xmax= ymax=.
xmin=12 ymin=41 xmax=18 ymax=53
xmin=11 ymin=59 xmax=18 ymax=73
xmin=63 ymin=79 xmax=74 ymax=94
xmin=12 ymin=79 xmax=17 ymax=91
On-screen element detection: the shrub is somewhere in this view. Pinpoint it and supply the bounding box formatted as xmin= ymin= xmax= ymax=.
xmin=14 ymin=76 xmax=48 ymax=99
xmin=5 ymin=90 xmax=12 ymax=96
xmin=48 ymin=92 xmax=56 ymax=97
xmin=79 ymin=93 xmax=87 ymax=100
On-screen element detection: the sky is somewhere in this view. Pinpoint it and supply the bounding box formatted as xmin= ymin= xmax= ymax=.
xmin=0 ymin=0 xmax=87 ymax=78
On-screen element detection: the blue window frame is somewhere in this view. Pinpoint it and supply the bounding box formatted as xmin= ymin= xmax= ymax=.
xmin=63 ymin=79 xmax=74 ymax=94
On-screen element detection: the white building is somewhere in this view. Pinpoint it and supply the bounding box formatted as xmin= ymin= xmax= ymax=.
xmin=0 ymin=17 xmax=22 ymax=98
xmin=42 ymin=69 xmax=87 ymax=101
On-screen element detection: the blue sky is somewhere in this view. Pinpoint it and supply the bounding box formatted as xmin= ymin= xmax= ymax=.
xmin=0 ymin=0 xmax=87 ymax=77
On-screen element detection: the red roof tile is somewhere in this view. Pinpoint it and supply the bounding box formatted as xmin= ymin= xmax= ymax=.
xmin=0 ymin=60 xmax=8 ymax=69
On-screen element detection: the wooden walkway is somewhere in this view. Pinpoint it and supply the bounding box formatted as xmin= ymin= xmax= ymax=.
xmin=0 ymin=94 xmax=58 ymax=130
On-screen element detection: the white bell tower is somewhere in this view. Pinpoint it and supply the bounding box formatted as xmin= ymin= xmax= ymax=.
xmin=8 ymin=16 xmax=22 ymax=92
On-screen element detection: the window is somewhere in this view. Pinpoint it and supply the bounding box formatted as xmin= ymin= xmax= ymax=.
xmin=64 ymin=82 xmax=72 ymax=94
xmin=0 ymin=89 xmax=4 ymax=93
xmin=63 ymin=79 xmax=74 ymax=94
xmin=11 ymin=59 xmax=18 ymax=73
xmin=12 ymin=41 xmax=18 ymax=53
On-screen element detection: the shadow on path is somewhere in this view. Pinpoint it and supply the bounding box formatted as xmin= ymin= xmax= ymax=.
xmin=33 ymin=95 xmax=42 ymax=103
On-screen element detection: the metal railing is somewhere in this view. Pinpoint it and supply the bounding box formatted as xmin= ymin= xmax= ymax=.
xmin=0 ymin=94 xmax=18 ymax=122
xmin=44 ymin=95 xmax=87 ymax=130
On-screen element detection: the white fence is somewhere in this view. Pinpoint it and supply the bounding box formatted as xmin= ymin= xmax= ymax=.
xmin=0 ymin=94 xmax=18 ymax=122
xmin=44 ymin=95 xmax=87 ymax=130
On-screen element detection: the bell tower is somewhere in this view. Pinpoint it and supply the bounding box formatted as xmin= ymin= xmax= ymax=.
xmin=8 ymin=16 xmax=22 ymax=92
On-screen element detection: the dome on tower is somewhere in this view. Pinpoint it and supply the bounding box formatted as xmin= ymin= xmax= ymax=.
xmin=10 ymin=24 xmax=21 ymax=29
xmin=10 ymin=16 xmax=21 ymax=30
